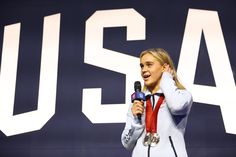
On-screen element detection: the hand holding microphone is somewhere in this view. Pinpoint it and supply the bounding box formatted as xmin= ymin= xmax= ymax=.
xmin=131 ymin=81 xmax=145 ymax=121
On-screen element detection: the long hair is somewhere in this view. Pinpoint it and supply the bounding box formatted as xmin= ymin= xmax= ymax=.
xmin=140 ymin=48 xmax=185 ymax=90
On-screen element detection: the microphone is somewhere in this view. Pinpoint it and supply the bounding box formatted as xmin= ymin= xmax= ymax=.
xmin=131 ymin=81 xmax=145 ymax=121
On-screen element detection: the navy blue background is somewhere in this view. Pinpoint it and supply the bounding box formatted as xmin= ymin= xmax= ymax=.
xmin=0 ymin=0 xmax=236 ymax=156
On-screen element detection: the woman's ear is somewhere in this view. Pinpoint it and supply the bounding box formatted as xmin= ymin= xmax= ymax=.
xmin=161 ymin=66 xmax=165 ymax=72
xmin=162 ymin=63 xmax=168 ymax=72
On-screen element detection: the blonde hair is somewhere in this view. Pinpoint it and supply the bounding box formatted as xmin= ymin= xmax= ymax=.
xmin=140 ymin=48 xmax=185 ymax=90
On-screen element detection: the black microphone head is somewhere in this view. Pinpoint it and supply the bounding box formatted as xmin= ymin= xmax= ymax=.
xmin=134 ymin=81 xmax=142 ymax=92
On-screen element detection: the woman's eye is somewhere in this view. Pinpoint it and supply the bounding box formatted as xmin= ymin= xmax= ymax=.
xmin=147 ymin=63 xmax=152 ymax=67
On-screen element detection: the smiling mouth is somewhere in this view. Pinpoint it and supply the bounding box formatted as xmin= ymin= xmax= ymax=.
xmin=143 ymin=74 xmax=150 ymax=80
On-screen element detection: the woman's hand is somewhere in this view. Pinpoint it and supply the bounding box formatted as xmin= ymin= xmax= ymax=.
xmin=131 ymin=100 xmax=144 ymax=118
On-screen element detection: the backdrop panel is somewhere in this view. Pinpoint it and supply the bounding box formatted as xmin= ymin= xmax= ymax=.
xmin=0 ymin=0 xmax=236 ymax=157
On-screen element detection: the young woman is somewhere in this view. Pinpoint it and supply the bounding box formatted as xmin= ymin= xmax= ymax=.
xmin=121 ymin=48 xmax=193 ymax=157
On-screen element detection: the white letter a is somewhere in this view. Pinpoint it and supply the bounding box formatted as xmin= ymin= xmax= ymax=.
xmin=178 ymin=9 xmax=236 ymax=135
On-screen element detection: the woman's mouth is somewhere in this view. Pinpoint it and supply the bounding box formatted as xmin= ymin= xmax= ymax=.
xmin=143 ymin=74 xmax=150 ymax=80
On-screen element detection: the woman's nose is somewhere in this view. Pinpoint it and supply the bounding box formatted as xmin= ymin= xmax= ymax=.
xmin=141 ymin=66 xmax=147 ymax=72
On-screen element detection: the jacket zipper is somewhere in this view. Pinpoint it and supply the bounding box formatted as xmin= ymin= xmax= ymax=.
xmin=147 ymin=145 xmax=150 ymax=157
xmin=169 ymin=136 xmax=178 ymax=157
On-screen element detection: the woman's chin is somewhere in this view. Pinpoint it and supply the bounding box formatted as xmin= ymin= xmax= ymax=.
xmin=143 ymin=80 xmax=151 ymax=87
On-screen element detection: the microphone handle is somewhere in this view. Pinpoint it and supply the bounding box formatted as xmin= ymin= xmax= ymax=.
xmin=137 ymin=113 xmax=141 ymax=121
xmin=136 ymin=98 xmax=142 ymax=121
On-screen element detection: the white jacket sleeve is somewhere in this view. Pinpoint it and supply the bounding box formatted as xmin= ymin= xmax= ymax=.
xmin=121 ymin=103 xmax=145 ymax=150
xmin=160 ymin=72 xmax=193 ymax=115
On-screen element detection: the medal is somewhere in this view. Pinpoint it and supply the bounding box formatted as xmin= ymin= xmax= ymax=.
xmin=143 ymin=94 xmax=164 ymax=147
xmin=143 ymin=133 xmax=151 ymax=146
xmin=143 ymin=133 xmax=160 ymax=146
xmin=150 ymin=133 xmax=160 ymax=147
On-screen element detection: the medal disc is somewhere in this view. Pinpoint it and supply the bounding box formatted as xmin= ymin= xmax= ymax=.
xmin=150 ymin=133 xmax=160 ymax=147
xmin=143 ymin=133 xmax=151 ymax=146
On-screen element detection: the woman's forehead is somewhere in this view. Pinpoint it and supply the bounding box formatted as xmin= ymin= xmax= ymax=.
xmin=140 ymin=53 xmax=159 ymax=62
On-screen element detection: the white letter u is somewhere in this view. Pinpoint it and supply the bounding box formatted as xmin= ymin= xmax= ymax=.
xmin=0 ymin=13 xmax=60 ymax=136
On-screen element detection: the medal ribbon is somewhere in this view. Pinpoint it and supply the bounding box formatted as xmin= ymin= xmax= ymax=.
xmin=145 ymin=94 xmax=164 ymax=133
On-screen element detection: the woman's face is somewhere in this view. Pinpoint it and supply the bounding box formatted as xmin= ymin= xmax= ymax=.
xmin=140 ymin=53 xmax=164 ymax=93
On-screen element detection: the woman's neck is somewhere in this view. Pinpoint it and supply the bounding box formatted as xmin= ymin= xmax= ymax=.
xmin=149 ymin=85 xmax=160 ymax=94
